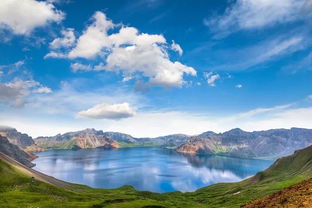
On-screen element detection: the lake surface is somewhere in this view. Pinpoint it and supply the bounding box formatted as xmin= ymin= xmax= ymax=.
xmin=33 ymin=147 xmax=273 ymax=193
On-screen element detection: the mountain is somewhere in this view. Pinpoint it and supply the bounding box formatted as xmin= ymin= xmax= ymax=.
xmin=35 ymin=128 xmax=119 ymax=150
xmin=0 ymin=135 xmax=35 ymax=167
xmin=177 ymin=128 xmax=312 ymax=158
xmin=0 ymin=141 xmax=311 ymax=207
xmin=0 ymin=126 xmax=35 ymax=149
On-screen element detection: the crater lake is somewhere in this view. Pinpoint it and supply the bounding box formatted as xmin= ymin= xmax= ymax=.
xmin=33 ymin=147 xmax=273 ymax=193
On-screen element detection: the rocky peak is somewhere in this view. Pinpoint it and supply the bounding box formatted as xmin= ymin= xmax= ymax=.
xmin=223 ymin=128 xmax=246 ymax=135
xmin=198 ymin=131 xmax=217 ymax=137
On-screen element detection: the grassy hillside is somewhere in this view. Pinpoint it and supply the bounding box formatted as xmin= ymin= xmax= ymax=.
xmin=0 ymin=145 xmax=312 ymax=208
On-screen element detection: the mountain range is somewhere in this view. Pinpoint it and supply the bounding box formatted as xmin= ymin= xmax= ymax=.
xmin=1 ymin=126 xmax=312 ymax=163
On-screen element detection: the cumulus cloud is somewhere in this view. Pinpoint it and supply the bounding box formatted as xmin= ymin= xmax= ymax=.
xmin=0 ymin=0 xmax=63 ymax=35
xmin=46 ymin=11 xmax=196 ymax=87
xmin=78 ymin=102 xmax=136 ymax=120
xmin=204 ymin=72 xmax=220 ymax=87
xmin=70 ymin=63 xmax=93 ymax=72
xmin=235 ymin=84 xmax=243 ymax=88
xmin=68 ymin=12 xmax=114 ymax=59
xmin=205 ymin=0 xmax=308 ymax=35
xmin=49 ymin=28 xmax=75 ymax=49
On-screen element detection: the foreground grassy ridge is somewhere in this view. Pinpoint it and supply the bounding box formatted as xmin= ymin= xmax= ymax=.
xmin=1 ymin=145 xmax=312 ymax=208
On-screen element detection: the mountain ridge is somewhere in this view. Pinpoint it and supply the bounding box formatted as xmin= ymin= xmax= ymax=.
xmin=2 ymin=126 xmax=312 ymax=159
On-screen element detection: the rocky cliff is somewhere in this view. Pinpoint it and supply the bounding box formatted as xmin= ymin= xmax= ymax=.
xmin=0 ymin=126 xmax=35 ymax=149
xmin=0 ymin=135 xmax=35 ymax=167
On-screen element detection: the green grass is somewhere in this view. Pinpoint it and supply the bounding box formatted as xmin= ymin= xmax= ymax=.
xmin=1 ymin=145 xmax=312 ymax=208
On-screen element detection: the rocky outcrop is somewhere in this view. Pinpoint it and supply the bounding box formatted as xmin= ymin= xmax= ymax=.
xmin=35 ymin=128 xmax=119 ymax=150
xmin=0 ymin=126 xmax=35 ymax=149
xmin=177 ymin=128 xmax=312 ymax=158
xmin=0 ymin=135 xmax=35 ymax=167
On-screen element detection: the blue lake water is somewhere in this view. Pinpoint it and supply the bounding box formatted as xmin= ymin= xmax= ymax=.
xmin=33 ymin=147 xmax=273 ymax=193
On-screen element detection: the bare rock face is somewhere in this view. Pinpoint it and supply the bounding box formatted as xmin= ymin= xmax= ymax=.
xmin=35 ymin=128 xmax=119 ymax=150
xmin=0 ymin=126 xmax=35 ymax=149
xmin=0 ymin=135 xmax=35 ymax=167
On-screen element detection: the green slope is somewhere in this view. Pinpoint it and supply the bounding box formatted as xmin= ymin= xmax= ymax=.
xmin=1 ymin=145 xmax=312 ymax=208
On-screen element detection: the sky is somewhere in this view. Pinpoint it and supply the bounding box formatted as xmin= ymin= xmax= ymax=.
xmin=0 ymin=0 xmax=312 ymax=137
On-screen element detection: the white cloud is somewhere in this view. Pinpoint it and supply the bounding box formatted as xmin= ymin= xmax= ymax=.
xmin=210 ymin=35 xmax=307 ymax=71
xmin=171 ymin=40 xmax=183 ymax=56
xmin=77 ymin=103 xmax=136 ymax=120
xmin=262 ymin=37 xmax=303 ymax=59
xmin=235 ymin=84 xmax=242 ymax=88
xmin=70 ymin=63 xmax=92 ymax=72
xmin=206 ymin=0 xmax=307 ymax=35
xmin=46 ymin=11 xmax=196 ymax=87
xmin=68 ymin=12 xmax=114 ymax=59
xmin=204 ymin=72 xmax=220 ymax=87
xmin=49 ymin=28 xmax=75 ymax=49
xmin=33 ymin=86 xmax=52 ymax=93
xmin=0 ymin=0 xmax=63 ymax=35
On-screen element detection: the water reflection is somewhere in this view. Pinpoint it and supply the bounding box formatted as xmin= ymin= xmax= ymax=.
xmin=33 ymin=147 xmax=273 ymax=193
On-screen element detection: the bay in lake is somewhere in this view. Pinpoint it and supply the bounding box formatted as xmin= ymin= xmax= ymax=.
xmin=33 ymin=147 xmax=273 ymax=193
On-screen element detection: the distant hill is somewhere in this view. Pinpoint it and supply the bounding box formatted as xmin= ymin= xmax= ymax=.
xmin=0 ymin=140 xmax=311 ymax=207
xmin=177 ymin=128 xmax=312 ymax=158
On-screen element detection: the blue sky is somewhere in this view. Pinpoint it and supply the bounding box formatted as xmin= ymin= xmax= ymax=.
xmin=0 ymin=0 xmax=312 ymax=137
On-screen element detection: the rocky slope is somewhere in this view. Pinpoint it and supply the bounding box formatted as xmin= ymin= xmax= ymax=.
xmin=242 ymin=178 xmax=312 ymax=208
xmin=35 ymin=128 xmax=119 ymax=150
xmin=177 ymin=128 xmax=312 ymax=158
xmin=0 ymin=135 xmax=35 ymax=167
xmin=0 ymin=126 xmax=35 ymax=149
